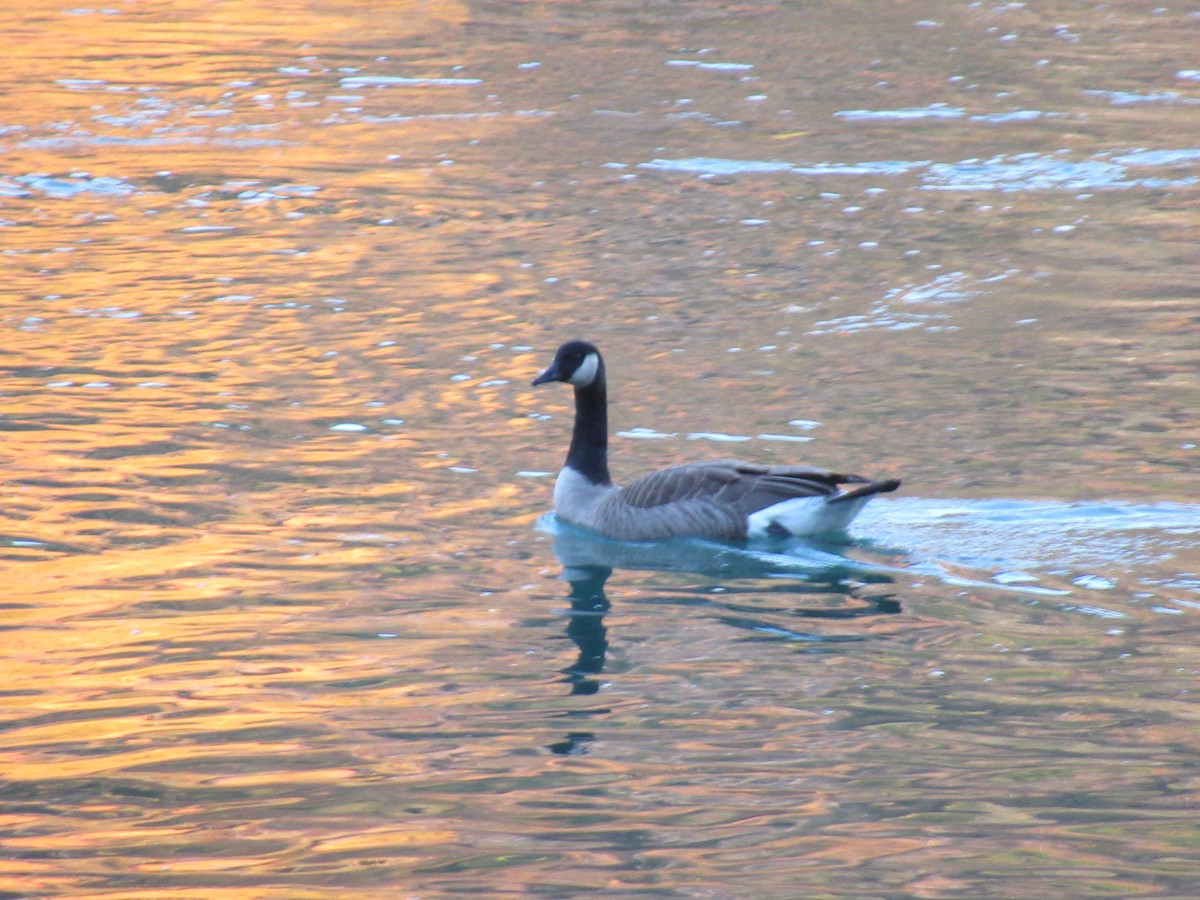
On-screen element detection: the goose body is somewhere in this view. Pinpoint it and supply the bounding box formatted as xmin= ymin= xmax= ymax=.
xmin=533 ymin=340 xmax=900 ymax=542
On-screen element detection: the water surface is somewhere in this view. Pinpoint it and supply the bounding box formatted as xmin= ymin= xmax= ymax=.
xmin=2 ymin=0 xmax=1199 ymax=896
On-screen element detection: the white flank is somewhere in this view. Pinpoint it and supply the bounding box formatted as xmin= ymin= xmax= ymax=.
xmin=746 ymin=495 xmax=870 ymax=538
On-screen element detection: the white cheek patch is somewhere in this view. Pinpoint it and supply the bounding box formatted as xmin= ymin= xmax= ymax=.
xmin=568 ymin=352 xmax=600 ymax=387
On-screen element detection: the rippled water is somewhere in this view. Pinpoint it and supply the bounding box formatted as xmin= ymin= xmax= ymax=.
xmin=2 ymin=0 xmax=1199 ymax=896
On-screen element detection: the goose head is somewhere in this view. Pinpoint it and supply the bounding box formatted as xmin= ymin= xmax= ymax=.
xmin=532 ymin=340 xmax=603 ymax=389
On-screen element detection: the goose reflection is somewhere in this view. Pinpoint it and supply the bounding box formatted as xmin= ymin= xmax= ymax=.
xmin=550 ymin=515 xmax=903 ymax=585
xmin=545 ymin=517 xmax=900 ymax=754
xmin=557 ymin=562 xmax=611 ymax=697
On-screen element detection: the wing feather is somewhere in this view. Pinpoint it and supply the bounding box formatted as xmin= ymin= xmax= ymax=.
xmin=619 ymin=459 xmax=863 ymax=515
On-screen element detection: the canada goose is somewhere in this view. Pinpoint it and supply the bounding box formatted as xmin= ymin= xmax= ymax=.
xmin=532 ymin=340 xmax=900 ymax=542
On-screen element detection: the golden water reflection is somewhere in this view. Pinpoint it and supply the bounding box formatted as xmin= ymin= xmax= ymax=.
xmin=1 ymin=0 xmax=1199 ymax=895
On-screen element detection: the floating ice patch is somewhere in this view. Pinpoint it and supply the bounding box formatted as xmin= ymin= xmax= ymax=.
xmin=340 ymin=533 xmax=391 ymax=544
xmin=756 ymin=433 xmax=813 ymax=443
xmin=1109 ymin=148 xmax=1200 ymax=167
xmin=835 ymin=103 xmax=966 ymax=121
xmin=643 ymin=149 xmax=1199 ymax=192
xmin=887 ymin=272 xmax=981 ymax=305
xmin=72 ymin=305 xmax=143 ymax=318
xmin=923 ymin=153 xmax=1122 ymax=190
xmin=969 ymin=109 xmax=1059 ymax=122
xmin=617 ymin=427 xmax=676 ymax=440
xmin=808 ymin=310 xmax=955 ymax=335
xmin=921 ymin=152 xmax=1118 ymax=190
xmin=12 ymin=173 xmax=135 ymax=198
xmin=687 ymin=432 xmax=751 ymax=442
xmin=1063 ymin=604 xmax=1127 ymax=619
xmin=666 ymin=60 xmax=754 ymax=71
xmin=993 ymin=571 xmax=1041 ymax=585
xmin=642 ymin=157 xmax=926 ymax=177
xmin=329 ymin=423 xmax=368 ymax=432
xmin=665 ymin=110 xmax=743 ymax=128
xmin=641 ymin=157 xmax=794 ymax=175
xmin=828 ymin=161 xmax=918 ymax=176
xmin=921 ymin=152 xmax=1198 ymax=191
xmin=339 ymin=75 xmax=482 ymax=87
xmin=1085 ymin=89 xmax=1195 ymax=105
xmin=1073 ymin=574 xmax=1117 ymax=590
xmin=361 ymin=111 xmax=502 ymax=124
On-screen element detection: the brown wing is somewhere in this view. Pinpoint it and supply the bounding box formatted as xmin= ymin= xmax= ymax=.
xmin=619 ymin=459 xmax=868 ymax=514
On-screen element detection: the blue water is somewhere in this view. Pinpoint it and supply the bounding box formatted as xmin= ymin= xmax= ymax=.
xmin=542 ymin=496 xmax=1200 ymax=628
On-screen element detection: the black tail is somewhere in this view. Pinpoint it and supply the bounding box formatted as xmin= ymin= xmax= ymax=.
xmin=829 ymin=478 xmax=901 ymax=504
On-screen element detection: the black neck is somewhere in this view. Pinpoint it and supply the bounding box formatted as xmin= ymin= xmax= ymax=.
xmin=565 ymin=373 xmax=612 ymax=486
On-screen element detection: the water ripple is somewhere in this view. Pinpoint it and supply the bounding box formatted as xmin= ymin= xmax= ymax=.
xmin=638 ymin=149 xmax=1200 ymax=190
